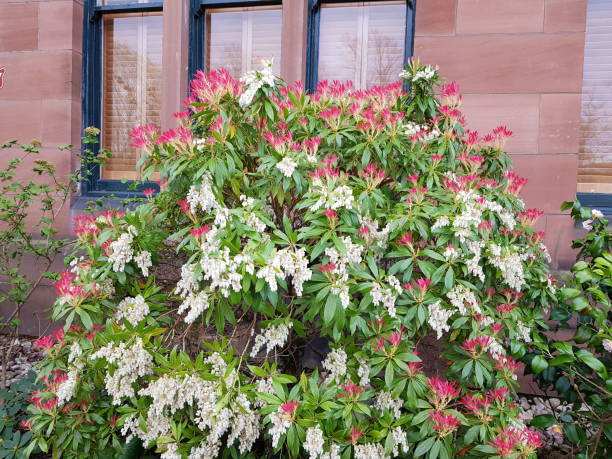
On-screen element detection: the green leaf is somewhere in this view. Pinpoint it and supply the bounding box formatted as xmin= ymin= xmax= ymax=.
xmin=576 ymin=349 xmax=608 ymax=379
xmin=531 ymin=355 xmax=548 ymax=374
xmin=414 ymin=437 xmax=436 ymax=457
xmin=531 ymin=414 xmax=556 ymax=429
xmin=549 ymin=354 xmax=574 ymax=366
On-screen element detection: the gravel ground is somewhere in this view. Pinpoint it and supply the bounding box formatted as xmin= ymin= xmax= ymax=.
xmin=0 ymin=335 xmax=45 ymax=387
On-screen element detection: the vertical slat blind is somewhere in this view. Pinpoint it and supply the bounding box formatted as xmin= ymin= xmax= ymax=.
xmin=579 ymin=0 xmax=612 ymax=194
xmin=205 ymin=7 xmax=282 ymax=79
xmin=101 ymin=13 xmax=162 ymax=180
xmin=318 ymin=1 xmax=406 ymax=89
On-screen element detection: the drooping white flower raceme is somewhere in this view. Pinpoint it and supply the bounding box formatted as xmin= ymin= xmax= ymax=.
xmin=354 ymin=443 xmax=389 ymax=459
xmin=428 ymin=300 xmax=454 ymax=339
xmin=391 ymin=427 xmax=410 ymax=456
xmin=56 ymin=368 xmax=78 ymax=406
xmin=488 ymin=243 xmax=527 ymax=291
xmin=370 ymin=276 xmax=402 ymax=318
xmin=239 ymin=59 xmax=275 ymax=106
xmin=115 ymin=294 xmax=149 ymax=326
xmin=447 ymin=284 xmax=480 ymax=316
xmin=303 ymin=425 xmax=325 ymax=458
xmin=357 ymin=359 xmax=371 ymax=386
xmin=276 ymin=156 xmax=297 ymax=177
xmin=108 ymin=226 xmax=137 ymax=272
xmin=256 ymin=247 xmax=312 ymax=295
xmin=91 ymin=337 xmax=153 ymax=405
xmin=134 ymin=250 xmax=152 ymax=277
xmin=310 ymin=183 xmax=354 ymax=212
xmin=178 ymin=290 xmax=210 ymax=324
xmin=516 ymin=321 xmax=532 ymax=343
xmin=603 ymin=338 xmax=612 ymax=353
xmin=322 ymin=348 xmax=347 ymax=384
xmin=250 ymin=322 xmax=293 ymax=358
xmin=374 ymin=391 xmax=403 ymax=419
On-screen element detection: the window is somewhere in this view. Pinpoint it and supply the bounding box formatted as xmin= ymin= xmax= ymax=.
xmin=189 ymin=1 xmax=282 ymax=81
xmin=82 ymin=0 xmax=163 ymax=195
xmin=578 ymin=0 xmax=612 ymax=214
xmin=307 ymin=0 xmax=415 ymax=91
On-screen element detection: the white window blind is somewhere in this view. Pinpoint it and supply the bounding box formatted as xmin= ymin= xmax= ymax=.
xmin=318 ymin=1 xmax=406 ymax=89
xmin=579 ymin=0 xmax=612 ymax=194
xmin=101 ymin=13 xmax=162 ymax=181
xmin=205 ymin=7 xmax=282 ymax=79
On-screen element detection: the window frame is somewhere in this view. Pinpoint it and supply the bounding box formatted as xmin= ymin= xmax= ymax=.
xmin=188 ymin=0 xmax=283 ymax=81
xmin=305 ymin=0 xmax=416 ymax=92
xmin=82 ymin=0 xmax=163 ymax=197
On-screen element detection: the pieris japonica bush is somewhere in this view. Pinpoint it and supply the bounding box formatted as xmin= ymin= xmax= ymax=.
xmin=25 ymin=60 xmax=558 ymax=458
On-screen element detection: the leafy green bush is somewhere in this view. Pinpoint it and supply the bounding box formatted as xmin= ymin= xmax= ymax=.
xmin=527 ymin=200 xmax=611 ymax=458
xmin=0 ymin=371 xmax=41 ymax=458
xmin=24 ymin=60 xmax=558 ymax=458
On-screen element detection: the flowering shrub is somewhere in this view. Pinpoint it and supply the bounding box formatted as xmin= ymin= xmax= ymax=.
xmin=25 ymin=60 xmax=557 ymax=458
xmin=527 ymin=201 xmax=611 ymax=457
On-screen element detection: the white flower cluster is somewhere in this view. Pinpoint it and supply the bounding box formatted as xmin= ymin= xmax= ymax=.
xmin=428 ymin=300 xmax=454 ymax=339
xmin=136 ymin=371 xmax=259 ymax=456
xmin=322 ymin=348 xmax=347 ymax=384
xmin=68 ymin=342 xmax=82 ymax=363
xmin=358 ymin=215 xmax=391 ymax=249
xmin=134 ymin=251 xmax=152 ymax=277
xmin=108 ymin=225 xmax=138 ymax=272
xmin=186 ymin=174 xmax=218 ymax=214
xmin=465 ymin=240 xmax=485 ymax=282
xmin=303 ymin=425 xmax=325 ymax=458
xmin=178 ymin=291 xmax=210 ymax=324
xmin=310 ymin=184 xmax=354 ymax=212
xmin=276 ymin=156 xmax=297 ymax=177
xmin=269 ymin=406 xmax=293 ymax=448
xmin=402 ymin=122 xmax=441 ymax=141
xmin=447 ymin=284 xmax=480 ymax=316
xmin=357 ymin=359 xmax=370 ymax=386
xmin=325 ymin=237 xmax=364 ymax=269
xmin=91 ymin=337 xmax=153 ymax=405
xmin=443 ymin=245 xmax=459 ymax=260
xmin=257 ymin=247 xmax=312 ymax=295
xmin=399 ymin=64 xmax=436 ymax=82
xmin=603 ymin=339 xmax=612 ymax=353
xmin=498 ymin=211 xmax=517 ymax=230
xmin=391 ymin=427 xmax=410 ymax=456
xmin=516 ymin=321 xmax=531 ymax=343
xmin=488 ymin=243 xmax=527 ymax=291
xmin=370 ymin=276 xmax=402 ymax=318
xmin=354 ymin=443 xmax=389 ymax=459
xmin=374 ymin=391 xmax=403 ymax=419
xmin=250 ymin=322 xmax=292 ymax=358
xmin=115 ymin=294 xmax=149 ymax=326
xmin=432 ymin=216 xmax=450 ymax=230
xmin=56 ymin=369 xmax=78 ymax=406
xmin=239 ymin=59 xmax=275 ymax=106
xmin=239 ymin=195 xmax=266 ymax=233
xmin=321 ymin=444 xmax=341 ymax=459
xmin=487 ymin=338 xmax=506 ymax=360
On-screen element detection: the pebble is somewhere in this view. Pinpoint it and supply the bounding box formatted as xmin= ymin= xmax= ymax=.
xmin=0 ymin=335 xmax=44 ymax=387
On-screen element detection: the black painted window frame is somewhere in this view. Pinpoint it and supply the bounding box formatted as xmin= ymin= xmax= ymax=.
xmin=305 ymin=0 xmax=417 ymax=92
xmin=188 ymin=0 xmax=283 ymax=81
xmin=82 ymin=0 xmax=163 ymax=197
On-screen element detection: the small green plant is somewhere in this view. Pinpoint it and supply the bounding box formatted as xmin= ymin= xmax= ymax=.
xmin=0 ymin=132 xmax=109 ymax=389
xmin=0 ymin=371 xmax=41 ymax=458
xmin=527 ymin=200 xmax=611 ymax=458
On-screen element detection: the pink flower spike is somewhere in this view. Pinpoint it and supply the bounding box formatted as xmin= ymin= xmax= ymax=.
xmin=318 ymin=262 xmax=336 ymax=273
xmin=33 ymin=335 xmax=55 ymax=350
xmin=323 ymin=209 xmax=337 ymax=221
xmin=387 ymin=330 xmax=403 ymax=348
xmin=190 ymin=225 xmax=212 ymax=237
xmin=280 ymin=399 xmax=300 ymax=416
xmin=177 ymin=200 xmax=190 ymax=215
xmin=397 ymin=233 xmax=413 ymax=246
xmin=349 ymin=426 xmax=363 ymax=444
xmin=143 ymin=188 xmax=156 ymax=199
